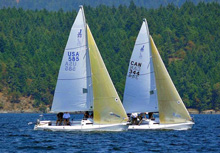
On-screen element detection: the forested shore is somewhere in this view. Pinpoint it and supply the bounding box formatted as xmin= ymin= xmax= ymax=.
xmin=0 ymin=0 xmax=219 ymax=11
xmin=0 ymin=2 xmax=219 ymax=112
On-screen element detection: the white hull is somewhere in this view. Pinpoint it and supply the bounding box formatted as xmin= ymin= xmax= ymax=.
xmin=34 ymin=120 xmax=128 ymax=132
xmin=128 ymin=119 xmax=194 ymax=130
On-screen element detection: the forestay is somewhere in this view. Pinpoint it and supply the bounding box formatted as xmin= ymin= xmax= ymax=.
xmin=123 ymin=19 xmax=158 ymax=113
xmin=51 ymin=7 xmax=93 ymax=112
xmin=87 ymin=25 xmax=127 ymax=124
xmin=150 ymin=36 xmax=192 ymax=124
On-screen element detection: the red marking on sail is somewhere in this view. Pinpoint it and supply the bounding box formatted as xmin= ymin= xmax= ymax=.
xmin=16 ymin=0 xmax=20 ymax=4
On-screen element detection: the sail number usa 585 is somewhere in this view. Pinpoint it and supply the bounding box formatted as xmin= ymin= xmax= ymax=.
xmin=65 ymin=51 xmax=79 ymax=71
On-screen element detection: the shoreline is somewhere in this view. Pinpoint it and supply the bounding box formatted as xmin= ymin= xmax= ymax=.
xmin=0 ymin=110 xmax=85 ymax=114
xmin=187 ymin=109 xmax=220 ymax=114
xmin=0 ymin=109 xmax=219 ymax=114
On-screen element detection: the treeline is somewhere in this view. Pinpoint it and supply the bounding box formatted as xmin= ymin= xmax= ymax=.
xmin=0 ymin=0 xmax=219 ymax=11
xmin=0 ymin=2 xmax=219 ymax=111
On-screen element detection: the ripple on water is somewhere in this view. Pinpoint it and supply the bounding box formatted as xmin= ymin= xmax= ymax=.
xmin=0 ymin=114 xmax=219 ymax=153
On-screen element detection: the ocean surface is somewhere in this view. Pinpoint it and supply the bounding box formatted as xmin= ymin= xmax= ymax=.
xmin=0 ymin=114 xmax=219 ymax=153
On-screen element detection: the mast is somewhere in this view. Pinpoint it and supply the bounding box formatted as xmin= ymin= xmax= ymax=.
xmin=82 ymin=6 xmax=94 ymax=111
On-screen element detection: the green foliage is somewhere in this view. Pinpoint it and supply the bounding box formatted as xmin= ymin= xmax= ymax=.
xmin=0 ymin=102 xmax=3 ymax=109
xmin=0 ymin=0 xmax=219 ymax=11
xmin=213 ymin=82 xmax=220 ymax=110
xmin=0 ymin=2 xmax=219 ymax=111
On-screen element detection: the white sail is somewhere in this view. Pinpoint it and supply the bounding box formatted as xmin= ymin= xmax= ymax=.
xmin=123 ymin=19 xmax=158 ymax=113
xmin=51 ymin=6 xmax=93 ymax=112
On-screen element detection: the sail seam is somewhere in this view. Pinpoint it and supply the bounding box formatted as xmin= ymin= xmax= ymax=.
xmin=124 ymin=95 xmax=156 ymax=99
xmin=135 ymin=41 xmax=149 ymax=45
xmin=93 ymin=97 xmax=117 ymax=99
xmin=126 ymin=71 xmax=154 ymax=77
xmin=139 ymin=71 xmax=154 ymax=76
xmin=58 ymin=76 xmax=92 ymax=80
xmin=65 ymin=45 xmax=86 ymax=50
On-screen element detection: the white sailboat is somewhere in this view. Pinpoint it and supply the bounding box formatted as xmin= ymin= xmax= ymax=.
xmin=34 ymin=6 xmax=128 ymax=131
xmin=123 ymin=19 xmax=194 ymax=130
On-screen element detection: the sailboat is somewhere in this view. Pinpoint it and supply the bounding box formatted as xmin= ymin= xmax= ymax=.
xmin=34 ymin=6 xmax=128 ymax=131
xmin=123 ymin=19 xmax=194 ymax=130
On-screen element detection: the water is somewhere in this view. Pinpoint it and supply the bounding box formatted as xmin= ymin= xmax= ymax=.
xmin=0 ymin=114 xmax=219 ymax=153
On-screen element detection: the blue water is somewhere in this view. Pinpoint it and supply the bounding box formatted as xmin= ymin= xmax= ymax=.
xmin=0 ymin=114 xmax=219 ymax=153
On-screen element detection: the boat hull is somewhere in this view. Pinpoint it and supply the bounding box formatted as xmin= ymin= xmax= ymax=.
xmin=34 ymin=121 xmax=128 ymax=132
xmin=128 ymin=121 xmax=194 ymax=130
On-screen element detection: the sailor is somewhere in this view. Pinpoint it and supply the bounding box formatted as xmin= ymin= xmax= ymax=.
xmin=127 ymin=113 xmax=131 ymax=122
xmin=138 ymin=112 xmax=147 ymax=125
xmin=56 ymin=112 xmax=63 ymax=126
xmin=63 ymin=112 xmax=71 ymax=125
xmin=90 ymin=112 xmax=93 ymax=119
xmin=83 ymin=111 xmax=89 ymax=119
xmin=131 ymin=113 xmax=138 ymax=125
xmin=148 ymin=112 xmax=154 ymax=120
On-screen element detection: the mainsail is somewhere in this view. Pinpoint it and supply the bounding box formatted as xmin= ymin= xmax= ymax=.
xmin=123 ymin=19 xmax=158 ymax=113
xmin=150 ymin=36 xmax=192 ymax=124
xmin=87 ymin=25 xmax=127 ymax=124
xmin=51 ymin=7 xmax=93 ymax=112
